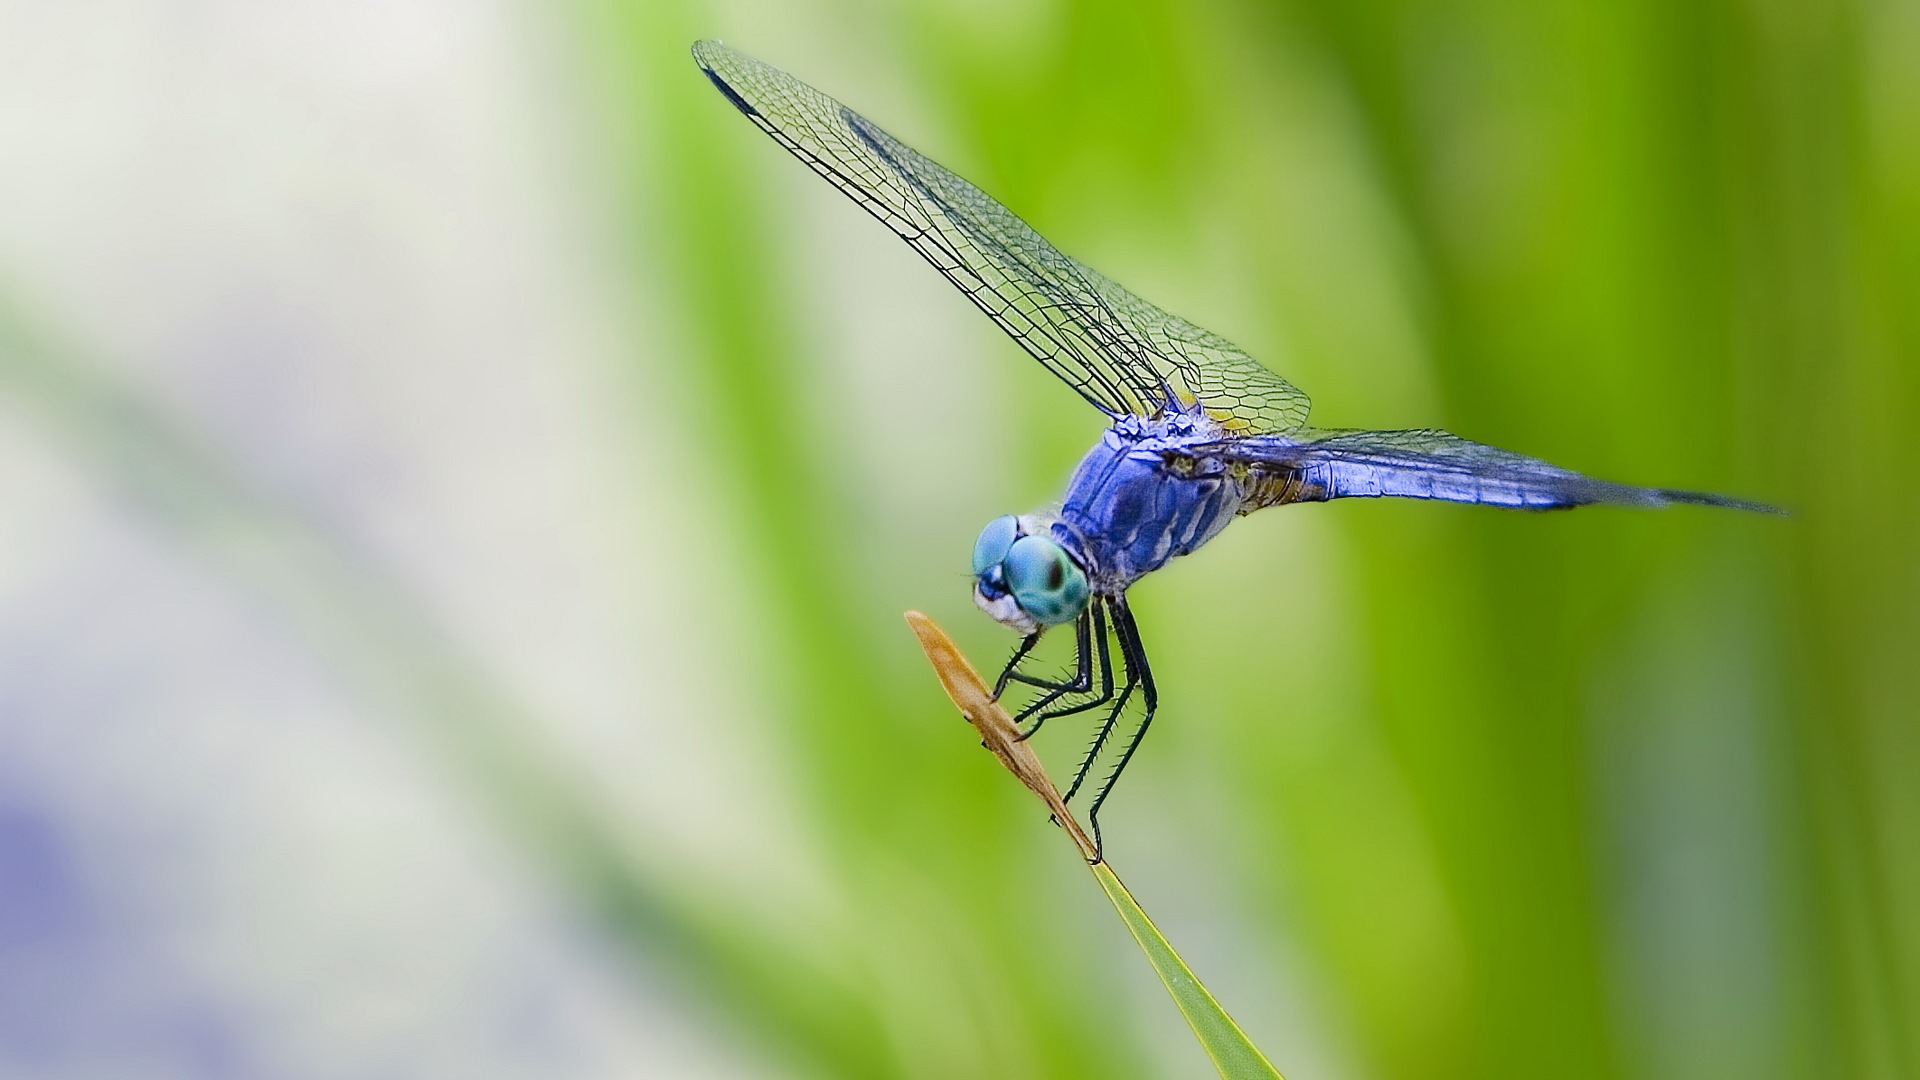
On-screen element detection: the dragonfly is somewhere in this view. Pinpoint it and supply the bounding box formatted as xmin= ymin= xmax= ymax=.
xmin=692 ymin=40 xmax=1778 ymax=858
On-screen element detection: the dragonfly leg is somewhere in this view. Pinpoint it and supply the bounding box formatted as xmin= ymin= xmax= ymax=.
xmin=1063 ymin=619 xmax=1138 ymax=808
xmin=1014 ymin=603 xmax=1114 ymax=741
xmin=1082 ymin=598 xmax=1157 ymax=862
xmin=1004 ymin=612 xmax=1088 ymax=713
xmin=996 ymin=605 xmax=1105 ymax=704
xmin=991 ymin=633 xmax=1042 ymax=701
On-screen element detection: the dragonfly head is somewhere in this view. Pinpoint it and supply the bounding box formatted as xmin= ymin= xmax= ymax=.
xmin=971 ymin=514 xmax=1090 ymax=634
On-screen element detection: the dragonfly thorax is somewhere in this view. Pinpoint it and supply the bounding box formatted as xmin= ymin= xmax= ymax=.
xmin=1057 ymin=414 xmax=1257 ymax=591
xmin=971 ymin=413 xmax=1260 ymax=634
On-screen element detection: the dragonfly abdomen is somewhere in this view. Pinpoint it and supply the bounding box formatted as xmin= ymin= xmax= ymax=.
xmin=1244 ymin=466 xmax=1328 ymax=510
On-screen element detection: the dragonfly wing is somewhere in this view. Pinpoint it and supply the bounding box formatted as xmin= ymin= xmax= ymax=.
xmin=1204 ymin=429 xmax=1782 ymax=512
xmin=693 ymin=40 xmax=1311 ymax=434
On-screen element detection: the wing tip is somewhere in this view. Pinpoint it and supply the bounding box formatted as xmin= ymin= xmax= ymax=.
xmin=1655 ymin=488 xmax=1788 ymax=515
xmin=691 ymin=40 xmax=760 ymax=119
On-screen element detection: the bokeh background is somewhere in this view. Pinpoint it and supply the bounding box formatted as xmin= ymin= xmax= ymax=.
xmin=1 ymin=0 xmax=1914 ymax=1078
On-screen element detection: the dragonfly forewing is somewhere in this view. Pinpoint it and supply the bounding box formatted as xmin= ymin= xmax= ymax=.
xmin=693 ymin=40 xmax=1312 ymax=434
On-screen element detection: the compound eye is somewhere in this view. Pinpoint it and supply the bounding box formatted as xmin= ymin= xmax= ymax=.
xmin=1002 ymin=535 xmax=1089 ymax=625
xmin=971 ymin=514 xmax=1020 ymax=577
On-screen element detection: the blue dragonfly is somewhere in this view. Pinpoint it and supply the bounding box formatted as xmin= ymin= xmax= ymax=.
xmin=693 ymin=40 xmax=1777 ymax=858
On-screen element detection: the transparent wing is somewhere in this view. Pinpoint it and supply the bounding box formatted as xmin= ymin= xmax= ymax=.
xmin=693 ymin=40 xmax=1311 ymax=434
xmin=1202 ymin=429 xmax=1782 ymax=512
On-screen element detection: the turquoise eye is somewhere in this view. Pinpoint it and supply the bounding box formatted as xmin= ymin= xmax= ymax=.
xmin=971 ymin=514 xmax=1019 ymax=577
xmin=1003 ymin=535 xmax=1089 ymax=625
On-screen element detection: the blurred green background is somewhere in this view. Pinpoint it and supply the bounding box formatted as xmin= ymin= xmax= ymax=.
xmin=0 ymin=1 xmax=1913 ymax=1078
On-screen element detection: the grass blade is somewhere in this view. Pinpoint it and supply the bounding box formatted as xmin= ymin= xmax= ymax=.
xmin=906 ymin=611 xmax=1287 ymax=1080
xmin=1091 ymin=861 xmax=1286 ymax=1080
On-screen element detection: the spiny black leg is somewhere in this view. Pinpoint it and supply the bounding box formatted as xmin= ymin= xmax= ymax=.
xmin=1015 ymin=603 xmax=1113 ymax=741
xmin=992 ymin=633 xmax=1042 ymax=701
xmin=1064 ymin=613 xmax=1137 ymax=807
xmin=1004 ymin=610 xmax=1090 ymax=721
xmin=997 ymin=617 xmax=1098 ymax=699
xmin=1084 ymin=598 xmax=1157 ymax=862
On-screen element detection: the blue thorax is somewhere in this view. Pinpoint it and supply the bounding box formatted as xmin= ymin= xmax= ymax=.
xmin=1047 ymin=409 xmax=1253 ymax=593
